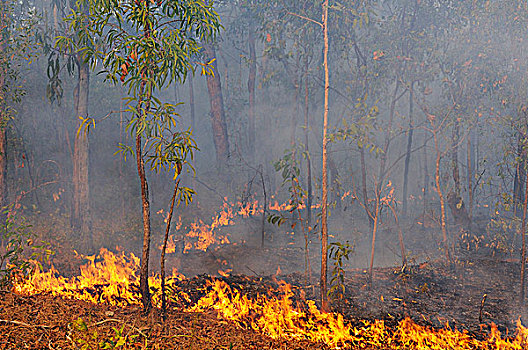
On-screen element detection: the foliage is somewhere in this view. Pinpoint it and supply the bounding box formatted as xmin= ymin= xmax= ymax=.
xmin=268 ymin=145 xmax=309 ymax=228
xmin=0 ymin=1 xmax=40 ymax=122
xmin=54 ymin=0 xmax=221 ymax=179
xmin=327 ymin=240 xmax=354 ymax=300
xmin=71 ymin=318 xmax=146 ymax=349
xmin=0 ymin=208 xmax=53 ymax=288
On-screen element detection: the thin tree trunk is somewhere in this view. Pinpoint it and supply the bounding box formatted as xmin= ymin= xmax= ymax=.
xmin=290 ymin=70 xmax=299 ymax=148
xmin=432 ymin=123 xmax=451 ymax=264
xmin=304 ymin=61 xmax=312 ymax=226
xmin=320 ymin=0 xmax=330 ymax=312
xmin=247 ymin=26 xmax=256 ymax=160
xmin=119 ymin=90 xmax=125 ymax=219
xmin=389 ymin=203 xmax=407 ymax=268
xmin=402 ymin=83 xmax=414 ymax=217
xmin=377 ymin=79 xmax=401 ymax=196
xmin=189 ymin=76 xmax=195 ymax=131
xmin=467 ymin=133 xmax=473 ymax=222
xmin=161 ymin=167 xmax=181 ymax=319
xmin=137 ymin=64 xmax=153 ymax=310
xmin=421 ymin=129 xmax=429 ymax=232
xmin=71 ymin=59 xmax=91 ymax=251
xmin=452 ymin=119 xmax=461 ymax=196
xmin=137 ymin=132 xmax=151 ymax=311
xmin=259 ymin=165 xmax=266 ymax=248
xmin=0 ymin=3 xmax=7 ymax=210
xmin=368 ymin=199 xmax=379 ymax=285
xmin=514 ymin=132 xmax=525 ymax=213
xmin=520 ymin=156 xmax=528 ymax=305
xmin=360 ymin=147 xmax=373 ymax=227
xmin=448 ymin=118 xmax=470 ymax=242
xmin=203 ymin=43 xmax=229 ymax=164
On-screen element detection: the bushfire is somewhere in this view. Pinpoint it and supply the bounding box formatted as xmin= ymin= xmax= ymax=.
xmin=12 ymin=248 xmax=528 ymax=349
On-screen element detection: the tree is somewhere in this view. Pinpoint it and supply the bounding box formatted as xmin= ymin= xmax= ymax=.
xmin=0 ymin=0 xmax=37 ymax=212
xmin=63 ymin=0 xmax=220 ymax=310
xmin=320 ymin=0 xmax=330 ymax=312
xmin=203 ymin=42 xmax=230 ymax=165
xmin=0 ymin=1 xmax=9 ymax=210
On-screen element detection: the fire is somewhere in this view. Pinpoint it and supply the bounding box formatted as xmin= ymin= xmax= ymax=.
xmin=11 ymin=250 xmax=528 ymax=349
xmin=191 ymin=279 xmax=528 ymax=349
xmin=14 ymin=248 xmax=141 ymax=306
xmin=14 ymin=248 xmax=185 ymax=307
xmin=159 ymin=195 xmax=324 ymax=254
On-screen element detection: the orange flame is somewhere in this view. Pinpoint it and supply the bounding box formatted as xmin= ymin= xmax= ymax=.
xmin=12 ymin=250 xmax=528 ymax=349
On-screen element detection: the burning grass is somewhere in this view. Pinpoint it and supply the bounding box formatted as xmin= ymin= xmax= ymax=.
xmin=4 ymin=248 xmax=528 ymax=349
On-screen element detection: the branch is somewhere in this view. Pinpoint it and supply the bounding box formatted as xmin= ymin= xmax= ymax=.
xmin=0 ymin=319 xmax=52 ymax=329
xmin=287 ymin=12 xmax=323 ymax=28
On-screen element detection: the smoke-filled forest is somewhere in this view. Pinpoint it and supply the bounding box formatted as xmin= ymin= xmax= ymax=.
xmin=4 ymin=0 xmax=528 ymax=348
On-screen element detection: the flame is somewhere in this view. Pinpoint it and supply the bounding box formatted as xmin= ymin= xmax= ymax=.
xmin=14 ymin=248 xmax=141 ymax=306
xmin=11 ymin=250 xmax=528 ymax=349
xmin=191 ymin=279 xmax=528 ymax=349
xmin=165 ymin=197 xmax=305 ymax=253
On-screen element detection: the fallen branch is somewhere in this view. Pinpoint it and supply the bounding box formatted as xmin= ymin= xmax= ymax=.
xmin=0 ymin=319 xmax=52 ymax=329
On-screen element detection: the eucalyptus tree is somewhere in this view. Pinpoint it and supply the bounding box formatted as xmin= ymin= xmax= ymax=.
xmin=45 ymin=0 xmax=95 ymax=249
xmin=0 ymin=0 xmax=38 ymax=210
xmin=61 ymin=0 xmax=221 ymax=310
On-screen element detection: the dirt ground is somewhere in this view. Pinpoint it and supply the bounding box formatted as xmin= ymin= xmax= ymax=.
xmin=2 ymin=243 xmax=528 ymax=349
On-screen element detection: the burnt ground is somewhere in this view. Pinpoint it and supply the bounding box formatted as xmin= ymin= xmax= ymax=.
xmin=2 ymin=210 xmax=527 ymax=349
xmin=1 ymin=248 xmax=527 ymax=349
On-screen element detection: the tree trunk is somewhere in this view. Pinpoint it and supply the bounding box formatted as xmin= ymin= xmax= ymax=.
xmin=422 ymin=128 xmax=429 ymax=231
xmin=368 ymin=199 xmax=379 ymax=285
xmin=0 ymin=127 xmax=6 ymax=211
xmin=377 ymin=79 xmax=401 ymax=196
xmin=137 ymin=68 xmax=152 ymax=310
xmin=161 ymin=169 xmax=181 ymax=319
xmin=402 ymin=83 xmax=414 ymax=217
xmin=360 ymin=147 xmax=374 ymax=227
xmin=514 ymin=131 xmax=526 ymax=213
xmin=467 ymin=129 xmax=474 ymax=221
xmin=520 ymin=155 xmax=528 ymax=305
xmin=432 ymin=122 xmax=451 ymax=264
xmin=137 ymin=132 xmax=152 ymax=311
xmin=203 ymin=43 xmax=229 ymax=164
xmin=320 ymin=0 xmax=329 ymax=313
xmin=448 ymin=118 xmax=470 ymax=242
xmin=189 ymin=76 xmax=195 ymax=131
xmin=247 ymin=26 xmax=256 ymax=161
xmin=0 ymin=3 xmax=7 ymax=211
xmin=304 ymin=62 xmax=312 ymax=226
xmin=71 ymin=59 xmax=91 ymax=251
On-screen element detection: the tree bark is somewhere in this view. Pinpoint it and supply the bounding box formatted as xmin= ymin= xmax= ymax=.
xmin=520 ymin=154 xmax=528 ymax=305
xmin=377 ymin=79 xmax=400 ymax=196
xmin=137 ymin=59 xmax=152 ymax=310
xmin=203 ymin=43 xmax=229 ymax=164
xmin=304 ymin=61 xmax=312 ymax=226
xmin=189 ymin=76 xmax=195 ymax=131
xmin=360 ymin=147 xmax=374 ymax=227
xmin=247 ymin=26 xmax=256 ymax=160
xmin=0 ymin=3 xmax=7 ymax=211
xmin=514 ymin=131 xmax=526 ymax=213
xmin=161 ymin=167 xmax=181 ymax=319
xmin=431 ymin=120 xmax=451 ymax=264
xmin=467 ymin=130 xmax=474 ymax=221
xmin=320 ymin=0 xmax=329 ymax=313
xmin=448 ymin=118 xmax=470 ymax=242
xmin=71 ymin=59 xmax=91 ymax=251
xmin=137 ymin=132 xmax=151 ymax=311
xmin=422 ymin=128 xmax=429 ymax=231
xmin=368 ymin=198 xmax=379 ymax=285
xmin=402 ymin=83 xmax=414 ymax=217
